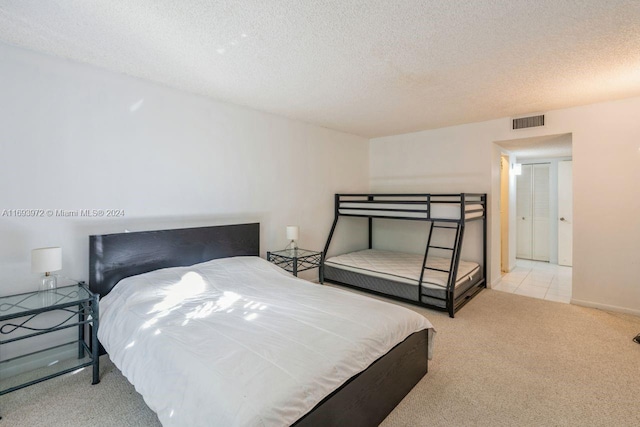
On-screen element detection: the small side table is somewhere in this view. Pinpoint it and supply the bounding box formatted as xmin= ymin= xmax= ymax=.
xmin=267 ymin=248 xmax=324 ymax=283
xmin=0 ymin=281 xmax=100 ymax=412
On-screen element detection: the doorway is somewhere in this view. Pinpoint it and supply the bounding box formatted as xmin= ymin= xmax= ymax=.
xmin=494 ymin=133 xmax=573 ymax=303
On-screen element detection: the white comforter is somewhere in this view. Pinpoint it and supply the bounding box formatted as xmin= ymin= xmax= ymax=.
xmin=98 ymin=256 xmax=433 ymax=427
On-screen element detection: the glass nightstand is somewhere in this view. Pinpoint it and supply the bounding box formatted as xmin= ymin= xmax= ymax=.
xmin=267 ymin=248 xmax=324 ymax=283
xmin=0 ymin=281 xmax=100 ymax=402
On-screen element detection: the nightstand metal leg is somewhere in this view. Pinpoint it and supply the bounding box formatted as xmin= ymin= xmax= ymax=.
xmin=91 ymin=294 xmax=100 ymax=385
xmin=78 ymin=302 xmax=85 ymax=359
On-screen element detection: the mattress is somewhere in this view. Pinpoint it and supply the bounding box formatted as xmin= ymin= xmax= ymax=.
xmin=324 ymin=249 xmax=480 ymax=290
xmin=98 ymin=256 xmax=434 ymax=427
xmin=339 ymin=202 xmax=484 ymax=220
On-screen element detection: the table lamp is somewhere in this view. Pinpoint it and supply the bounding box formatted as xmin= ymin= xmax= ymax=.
xmin=286 ymin=226 xmax=299 ymax=250
xmin=32 ymin=247 xmax=62 ymax=292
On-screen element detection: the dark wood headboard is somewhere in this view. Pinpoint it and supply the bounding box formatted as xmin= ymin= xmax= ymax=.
xmin=89 ymin=223 xmax=260 ymax=297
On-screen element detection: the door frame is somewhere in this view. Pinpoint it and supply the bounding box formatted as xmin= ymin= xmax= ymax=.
xmin=500 ymin=154 xmax=510 ymax=272
xmin=494 ymin=133 xmax=573 ymax=273
xmin=499 ymin=152 xmax=517 ymax=273
xmin=557 ymin=160 xmax=573 ymax=266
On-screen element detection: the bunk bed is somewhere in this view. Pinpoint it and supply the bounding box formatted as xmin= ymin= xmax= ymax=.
xmin=323 ymin=193 xmax=487 ymax=317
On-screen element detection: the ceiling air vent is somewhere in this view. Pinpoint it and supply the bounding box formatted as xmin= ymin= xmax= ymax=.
xmin=512 ymin=114 xmax=545 ymax=130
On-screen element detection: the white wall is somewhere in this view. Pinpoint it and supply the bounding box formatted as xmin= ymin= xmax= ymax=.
xmin=0 ymin=43 xmax=369 ymax=362
xmin=370 ymin=97 xmax=640 ymax=315
xmin=370 ymin=121 xmax=498 ymax=283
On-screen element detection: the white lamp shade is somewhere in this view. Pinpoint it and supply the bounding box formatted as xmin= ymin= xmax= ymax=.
xmin=31 ymin=247 xmax=62 ymax=273
xmin=286 ymin=226 xmax=299 ymax=240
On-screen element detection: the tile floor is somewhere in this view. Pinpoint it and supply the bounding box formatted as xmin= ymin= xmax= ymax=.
xmin=492 ymin=259 xmax=572 ymax=304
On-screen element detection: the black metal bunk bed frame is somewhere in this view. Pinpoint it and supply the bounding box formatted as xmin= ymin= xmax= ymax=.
xmin=323 ymin=193 xmax=487 ymax=317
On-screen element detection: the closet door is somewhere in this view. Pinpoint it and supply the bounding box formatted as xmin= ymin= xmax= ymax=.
xmin=532 ymin=164 xmax=550 ymax=261
xmin=516 ymin=163 xmax=550 ymax=261
xmin=516 ymin=164 xmax=533 ymax=259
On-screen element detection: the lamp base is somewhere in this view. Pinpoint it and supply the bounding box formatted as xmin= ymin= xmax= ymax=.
xmin=40 ymin=273 xmax=57 ymax=306
xmin=40 ymin=273 xmax=57 ymax=291
xmin=285 ymin=240 xmax=298 ymax=251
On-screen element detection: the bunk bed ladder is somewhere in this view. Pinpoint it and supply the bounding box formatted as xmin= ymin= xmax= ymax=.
xmin=420 ymin=222 xmax=464 ymax=317
xmin=446 ymin=223 xmax=465 ymax=317
xmin=418 ymin=221 xmax=434 ymax=302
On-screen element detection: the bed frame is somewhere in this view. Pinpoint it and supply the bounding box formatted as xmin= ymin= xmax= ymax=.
xmin=324 ymin=193 xmax=487 ymax=317
xmin=88 ymin=223 xmax=428 ymax=426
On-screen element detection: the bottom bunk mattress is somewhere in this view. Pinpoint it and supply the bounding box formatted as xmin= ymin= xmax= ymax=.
xmin=324 ymin=249 xmax=482 ymax=308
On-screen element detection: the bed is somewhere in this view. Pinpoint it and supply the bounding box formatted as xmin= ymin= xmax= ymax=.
xmin=89 ymin=223 xmax=434 ymax=426
xmin=324 ymin=194 xmax=487 ymax=317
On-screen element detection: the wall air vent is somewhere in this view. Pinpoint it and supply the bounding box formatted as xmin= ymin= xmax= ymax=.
xmin=512 ymin=114 xmax=545 ymax=130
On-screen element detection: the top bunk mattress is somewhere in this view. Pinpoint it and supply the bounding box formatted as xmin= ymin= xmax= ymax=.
xmin=325 ymin=249 xmax=480 ymax=290
xmin=338 ymin=202 xmax=484 ymax=220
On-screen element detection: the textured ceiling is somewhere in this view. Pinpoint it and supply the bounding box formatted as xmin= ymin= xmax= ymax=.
xmin=1 ymin=1 xmax=640 ymax=137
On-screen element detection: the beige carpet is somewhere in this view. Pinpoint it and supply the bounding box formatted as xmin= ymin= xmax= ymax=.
xmin=1 ymin=289 xmax=639 ymax=426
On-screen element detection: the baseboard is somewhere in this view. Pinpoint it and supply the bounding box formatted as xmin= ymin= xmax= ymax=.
xmin=570 ymin=298 xmax=640 ymax=317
